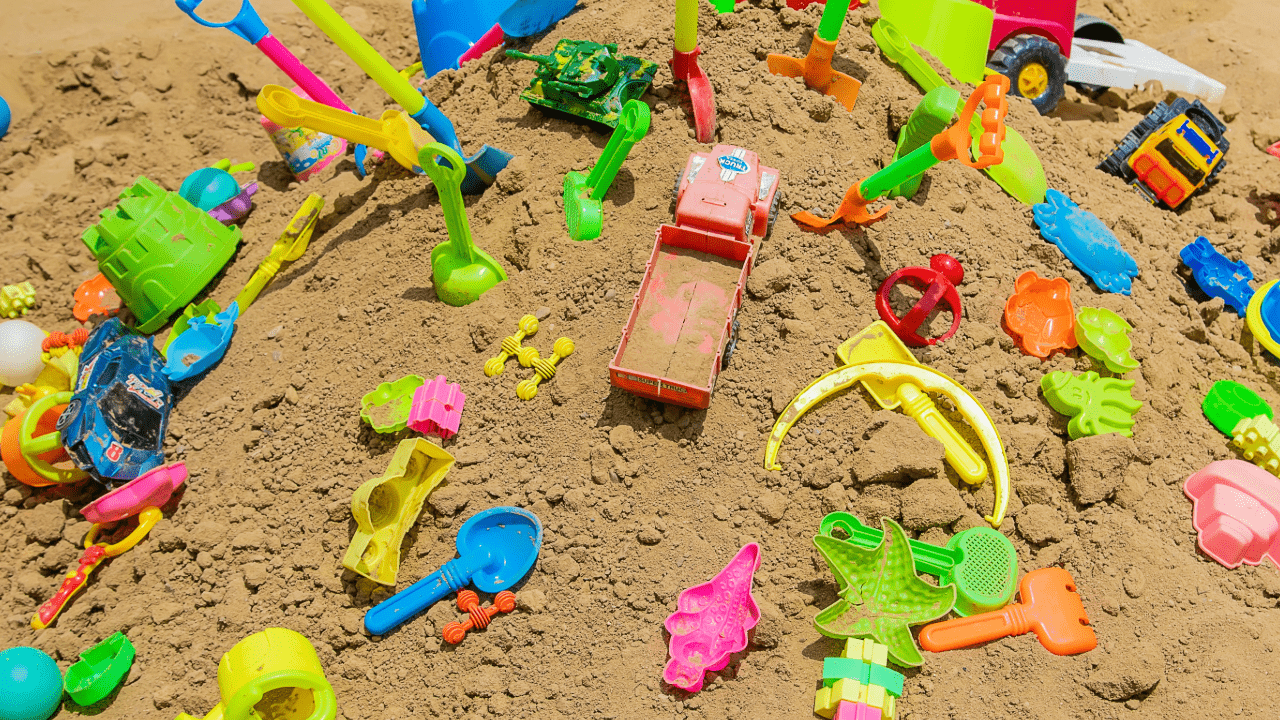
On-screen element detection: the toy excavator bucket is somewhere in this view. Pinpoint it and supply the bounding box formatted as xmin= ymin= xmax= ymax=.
xmin=791 ymin=183 xmax=889 ymax=229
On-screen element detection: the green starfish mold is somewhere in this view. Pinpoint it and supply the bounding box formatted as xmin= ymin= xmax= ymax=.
xmin=1075 ymin=307 xmax=1139 ymax=374
xmin=813 ymin=518 xmax=956 ymax=667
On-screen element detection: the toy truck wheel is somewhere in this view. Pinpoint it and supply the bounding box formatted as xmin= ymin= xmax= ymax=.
xmin=987 ymin=35 xmax=1067 ymax=115
xmin=1096 ymin=99 xmax=1186 ymax=182
xmin=721 ymin=319 xmax=740 ymax=370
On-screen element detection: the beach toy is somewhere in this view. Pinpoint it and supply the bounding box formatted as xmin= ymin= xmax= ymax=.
xmin=507 ymin=41 xmax=658 ymax=128
xmin=359 ymin=375 xmax=426 ymax=433
xmin=1180 ymin=236 xmax=1254 ymax=316
xmin=343 ymin=438 xmax=454 ymax=585
xmin=33 ymin=507 xmax=162 ymax=630
xmin=290 ymin=0 xmax=511 ymax=193
xmin=872 ymin=19 xmax=1046 ymax=205
xmin=0 ymin=320 xmax=47 ymax=387
xmin=815 ymin=639 xmax=903 ymax=720
xmin=919 ymin=567 xmax=1096 ymax=656
xmin=442 ymin=589 xmax=517 ymax=644
xmin=173 ymin=628 xmax=337 ymax=720
xmin=821 ymin=512 xmax=1016 ymax=617
xmin=83 ymin=177 xmax=241 ymax=333
xmin=814 ymin=518 xmax=955 ymax=667
xmin=0 ymin=282 xmax=36 ymax=319
xmin=1075 ymin=307 xmax=1138 ymax=374
xmin=236 ymin=194 xmax=323 ymax=310
xmin=1033 ymin=189 xmax=1138 ymax=295
xmin=766 ymin=0 xmax=864 ymax=110
xmin=1229 ymin=416 xmax=1280 ymax=476
xmin=499 ymin=0 xmax=579 ymax=36
xmin=1269 ymin=141 xmax=1280 ymax=161
xmin=563 ymin=100 xmax=650 ymax=241
xmin=422 ymin=143 xmax=508 ymax=306
xmin=835 ymin=321 xmax=988 ymax=485
xmin=162 ymin=302 xmax=239 ymax=383
xmin=875 ymin=254 xmax=964 ymax=347
xmin=1203 ymin=380 xmax=1272 ymax=436
xmin=179 ymin=160 xmax=256 ymax=216
xmin=1246 ymin=279 xmax=1280 ymax=360
xmin=671 ymin=0 xmax=736 ymax=143
xmin=1184 ymin=459 xmax=1280 ymax=568
xmin=516 ymin=338 xmax=574 ymax=400
xmin=793 ymin=75 xmax=1007 ymax=229
xmin=81 ymin=463 xmax=187 ymax=524
xmin=0 ymin=647 xmax=62 ymax=720
xmin=2 ymin=392 xmax=87 ymax=487
xmin=886 ymin=87 xmax=959 ymax=199
xmin=1040 ymin=370 xmax=1141 ymax=439
xmin=878 ymin=0 xmax=991 ymax=85
xmin=1002 ymin=271 xmax=1076 ymax=359
xmin=0 ymin=96 xmax=9 ymax=140
xmin=484 ymin=315 xmax=539 ymax=376
xmin=162 ymin=300 xmax=221 ymax=357
xmin=407 ymin=375 xmax=466 ymax=439
xmin=663 ymin=543 xmax=761 ymax=693
xmin=411 ymin=0 xmax=505 ymax=77
xmin=64 ymin=632 xmax=134 ymax=706
xmin=259 ymin=87 xmax=348 ymax=182
xmin=364 ymin=506 xmax=542 ymax=635
xmin=72 ymin=274 xmax=122 ymax=324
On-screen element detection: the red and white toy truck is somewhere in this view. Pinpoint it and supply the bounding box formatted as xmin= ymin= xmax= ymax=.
xmin=609 ymin=145 xmax=780 ymax=409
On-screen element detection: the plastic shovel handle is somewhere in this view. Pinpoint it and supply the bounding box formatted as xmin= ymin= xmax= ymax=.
xmin=674 ymin=0 xmax=699 ymax=52
xmin=419 ymin=143 xmax=475 ymax=263
xmin=932 ymin=75 xmax=1008 ymax=168
xmin=819 ymin=512 xmax=956 ymax=577
xmin=585 ymin=101 xmax=651 ymax=200
xmin=174 ymin=0 xmax=270 ymax=43
xmin=871 ymin=20 xmax=945 ymax=92
xmin=364 ymin=557 xmax=473 ymax=635
xmin=896 ymin=383 xmax=988 ymax=484
xmin=255 ymin=35 xmax=350 ymax=111
xmin=858 ymin=141 xmax=939 ymax=202
xmin=816 ymin=0 xmax=857 ymax=43
xmin=919 ymin=604 xmax=1027 ymax=652
xmin=257 ymin=85 xmax=391 ymax=150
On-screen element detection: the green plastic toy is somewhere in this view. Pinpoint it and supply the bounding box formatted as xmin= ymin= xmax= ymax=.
xmin=813 ymin=517 xmax=956 ymax=667
xmin=421 ymin=143 xmax=508 ymax=307
xmin=1203 ymin=380 xmax=1273 ymax=436
xmin=872 ymin=19 xmax=1047 ymax=205
xmin=878 ymin=0 xmax=992 ymax=85
xmin=64 ymin=632 xmax=135 ymax=706
xmin=1075 ymin=307 xmax=1139 ymax=374
xmin=1041 ymin=370 xmax=1142 ymax=439
xmin=507 ymin=40 xmax=659 ymax=128
xmin=820 ymin=512 xmax=1016 ymax=616
xmin=888 ymin=86 xmax=960 ymax=199
xmin=360 ymin=375 xmax=426 ymax=433
xmin=563 ymin=100 xmax=651 ymax=241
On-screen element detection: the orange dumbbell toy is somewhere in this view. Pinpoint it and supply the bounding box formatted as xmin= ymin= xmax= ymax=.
xmin=442 ymin=590 xmax=516 ymax=644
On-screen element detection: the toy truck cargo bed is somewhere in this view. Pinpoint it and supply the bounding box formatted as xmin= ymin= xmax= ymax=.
xmin=1066 ymin=38 xmax=1225 ymax=103
xmin=609 ymin=224 xmax=753 ymax=409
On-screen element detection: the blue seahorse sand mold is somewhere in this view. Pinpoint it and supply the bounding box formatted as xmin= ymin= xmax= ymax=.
xmin=1179 ymin=236 xmax=1255 ymax=316
xmin=1033 ymin=189 xmax=1139 ymax=295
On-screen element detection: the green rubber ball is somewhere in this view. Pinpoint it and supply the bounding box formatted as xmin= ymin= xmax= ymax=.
xmin=0 ymin=647 xmax=62 ymax=720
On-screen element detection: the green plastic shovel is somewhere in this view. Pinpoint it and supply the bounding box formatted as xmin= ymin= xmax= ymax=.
xmin=872 ymin=19 xmax=1047 ymax=205
xmin=564 ymin=100 xmax=651 ymax=241
xmin=421 ymin=143 xmax=507 ymax=307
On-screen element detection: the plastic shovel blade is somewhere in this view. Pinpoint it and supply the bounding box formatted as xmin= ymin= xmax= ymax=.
xmin=459 ymin=144 xmax=514 ymax=195
xmin=792 ymin=183 xmax=889 ymax=229
xmin=563 ymin=172 xmax=601 ymax=241
xmin=973 ymin=122 xmax=1046 ymax=205
xmin=878 ymin=0 xmax=993 ymax=85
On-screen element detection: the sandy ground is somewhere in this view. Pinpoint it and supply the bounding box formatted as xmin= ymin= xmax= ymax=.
xmin=1 ymin=0 xmax=1279 ymax=718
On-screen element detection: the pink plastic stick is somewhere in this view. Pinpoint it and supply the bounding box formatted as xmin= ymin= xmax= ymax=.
xmin=458 ymin=23 xmax=505 ymax=66
xmin=664 ymin=543 xmax=761 ymax=693
xmin=256 ymin=34 xmax=351 ymax=112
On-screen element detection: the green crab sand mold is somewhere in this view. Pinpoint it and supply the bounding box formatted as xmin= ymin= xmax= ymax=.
xmin=1041 ymin=370 xmax=1142 ymax=439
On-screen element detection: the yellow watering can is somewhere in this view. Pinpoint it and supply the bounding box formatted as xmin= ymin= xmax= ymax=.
xmin=174 ymin=628 xmax=336 ymax=720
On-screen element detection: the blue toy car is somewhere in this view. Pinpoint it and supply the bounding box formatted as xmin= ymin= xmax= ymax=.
xmin=56 ymin=318 xmax=172 ymax=486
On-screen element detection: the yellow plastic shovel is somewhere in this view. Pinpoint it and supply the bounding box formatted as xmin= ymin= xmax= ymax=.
xmin=235 ymin=193 xmax=325 ymax=309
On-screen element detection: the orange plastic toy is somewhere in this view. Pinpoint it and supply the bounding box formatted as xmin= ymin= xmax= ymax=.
xmin=1003 ymin=271 xmax=1076 ymax=359
xmin=442 ymin=589 xmax=516 ymax=644
xmin=72 ymin=274 xmax=123 ymax=324
xmin=1 ymin=402 xmax=70 ymax=487
xmin=918 ymin=567 xmax=1096 ymax=656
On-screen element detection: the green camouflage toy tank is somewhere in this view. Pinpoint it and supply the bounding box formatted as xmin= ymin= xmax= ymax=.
xmin=506 ymin=40 xmax=658 ymax=128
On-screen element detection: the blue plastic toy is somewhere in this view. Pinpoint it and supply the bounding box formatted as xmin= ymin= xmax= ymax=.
xmin=0 ymin=646 xmax=63 ymax=720
xmin=59 ymin=318 xmax=172 ymax=487
xmin=1180 ymin=236 xmax=1255 ymax=316
xmin=498 ymin=0 xmax=579 ymax=36
xmin=179 ymin=166 xmax=243 ymax=211
xmin=364 ymin=506 xmax=542 ymax=635
xmin=1033 ymin=188 xmax=1139 ymax=295
xmin=0 ymin=96 xmax=10 ymax=140
xmin=412 ymin=0 xmax=578 ymax=77
xmin=163 ymin=301 xmax=239 ymax=383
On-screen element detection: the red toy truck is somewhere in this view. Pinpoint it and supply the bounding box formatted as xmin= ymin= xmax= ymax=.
xmin=609 ymin=146 xmax=780 ymax=409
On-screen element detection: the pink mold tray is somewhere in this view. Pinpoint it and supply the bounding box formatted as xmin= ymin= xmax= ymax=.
xmin=81 ymin=462 xmax=187 ymax=524
xmin=1183 ymin=459 xmax=1280 ymax=569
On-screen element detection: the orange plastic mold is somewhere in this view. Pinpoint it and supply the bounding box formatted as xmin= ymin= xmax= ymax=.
xmin=1003 ymin=271 xmax=1076 ymax=359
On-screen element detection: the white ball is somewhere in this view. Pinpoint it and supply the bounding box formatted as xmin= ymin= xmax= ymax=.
xmin=0 ymin=320 xmax=47 ymax=387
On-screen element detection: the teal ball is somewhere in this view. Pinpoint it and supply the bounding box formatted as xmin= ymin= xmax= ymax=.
xmin=0 ymin=647 xmax=62 ymax=720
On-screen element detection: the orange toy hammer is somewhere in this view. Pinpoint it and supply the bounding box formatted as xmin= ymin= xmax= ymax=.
xmin=919 ymin=567 xmax=1096 ymax=656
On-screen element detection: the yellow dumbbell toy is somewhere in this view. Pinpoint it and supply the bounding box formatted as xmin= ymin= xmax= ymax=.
xmin=517 ymin=338 xmax=574 ymax=400
xmin=484 ymin=315 xmax=539 ymax=377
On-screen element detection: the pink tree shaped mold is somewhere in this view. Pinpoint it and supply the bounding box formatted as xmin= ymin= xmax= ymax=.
xmin=663 ymin=542 xmax=761 ymax=693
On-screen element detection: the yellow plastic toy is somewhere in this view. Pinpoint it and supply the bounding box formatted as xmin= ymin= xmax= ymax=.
xmin=343 ymin=438 xmax=455 ymax=585
xmin=3 ymin=341 xmax=82 ymax=419
xmin=1246 ymin=280 xmax=1280 ymax=360
xmin=837 ymin=322 xmax=988 ymax=484
xmin=765 ymin=323 xmax=1011 ymax=528
xmin=484 ymin=315 xmax=539 ymax=377
xmin=814 ymin=680 xmax=897 ymax=720
xmin=516 ymin=337 xmax=574 ymax=401
xmin=173 ymin=628 xmax=337 ymax=720
xmin=0 ymin=282 xmax=36 ymax=318
xmin=236 ymin=193 xmax=324 ymax=310
xmin=1231 ymin=415 xmax=1280 ymax=477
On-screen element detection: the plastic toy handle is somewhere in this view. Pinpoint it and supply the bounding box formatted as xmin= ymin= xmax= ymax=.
xmin=816 ymin=0 xmax=856 ymax=43
xmin=93 ymin=506 xmax=164 ymax=557
xmin=674 ymin=0 xmax=699 ymax=52
xmin=871 ymin=20 xmax=946 ymax=93
xmin=897 ymin=383 xmax=988 ymax=485
xmin=257 ymin=85 xmax=390 ymax=150
xmin=819 ymin=512 xmax=956 ymax=577
xmin=255 ymin=35 xmax=351 ymax=111
xmin=931 ymin=75 xmax=1008 ymax=169
xmin=584 ymin=101 xmax=651 ymax=201
xmin=857 ymin=141 xmax=939 ymax=202
xmin=19 ymin=391 xmax=87 ymax=485
xmin=32 ymin=544 xmax=107 ymax=630
xmin=419 ymin=143 xmax=475 ymax=263
xmin=364 ymin=556 xmax=474 ymax=635
xmin=174 ymin=0 xmax=269 ymax=44
xmin=918 ymin=603 xmax=1028 ymax=652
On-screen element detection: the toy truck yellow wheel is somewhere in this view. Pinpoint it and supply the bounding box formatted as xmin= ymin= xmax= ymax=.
xmin=1017 ymin=62 xmax=1048 ymax=99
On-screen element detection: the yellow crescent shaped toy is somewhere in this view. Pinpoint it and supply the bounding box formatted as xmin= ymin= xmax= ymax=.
xmin=764 ymin=360 xmax=1011 ymax=528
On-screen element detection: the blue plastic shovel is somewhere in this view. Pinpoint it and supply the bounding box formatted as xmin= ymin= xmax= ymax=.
xmin=364 ymin=506 xmax=542 ymax=635
xmin=413 ymin=0 xmax=578 ymax=77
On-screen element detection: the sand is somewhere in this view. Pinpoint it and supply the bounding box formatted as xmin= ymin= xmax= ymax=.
xmin=1 ymin=0 xmax=1279 ymax=718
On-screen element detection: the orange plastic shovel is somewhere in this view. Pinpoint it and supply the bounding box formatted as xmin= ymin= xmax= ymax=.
xmin=767 ymin=0 xmax=865 ymax=110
